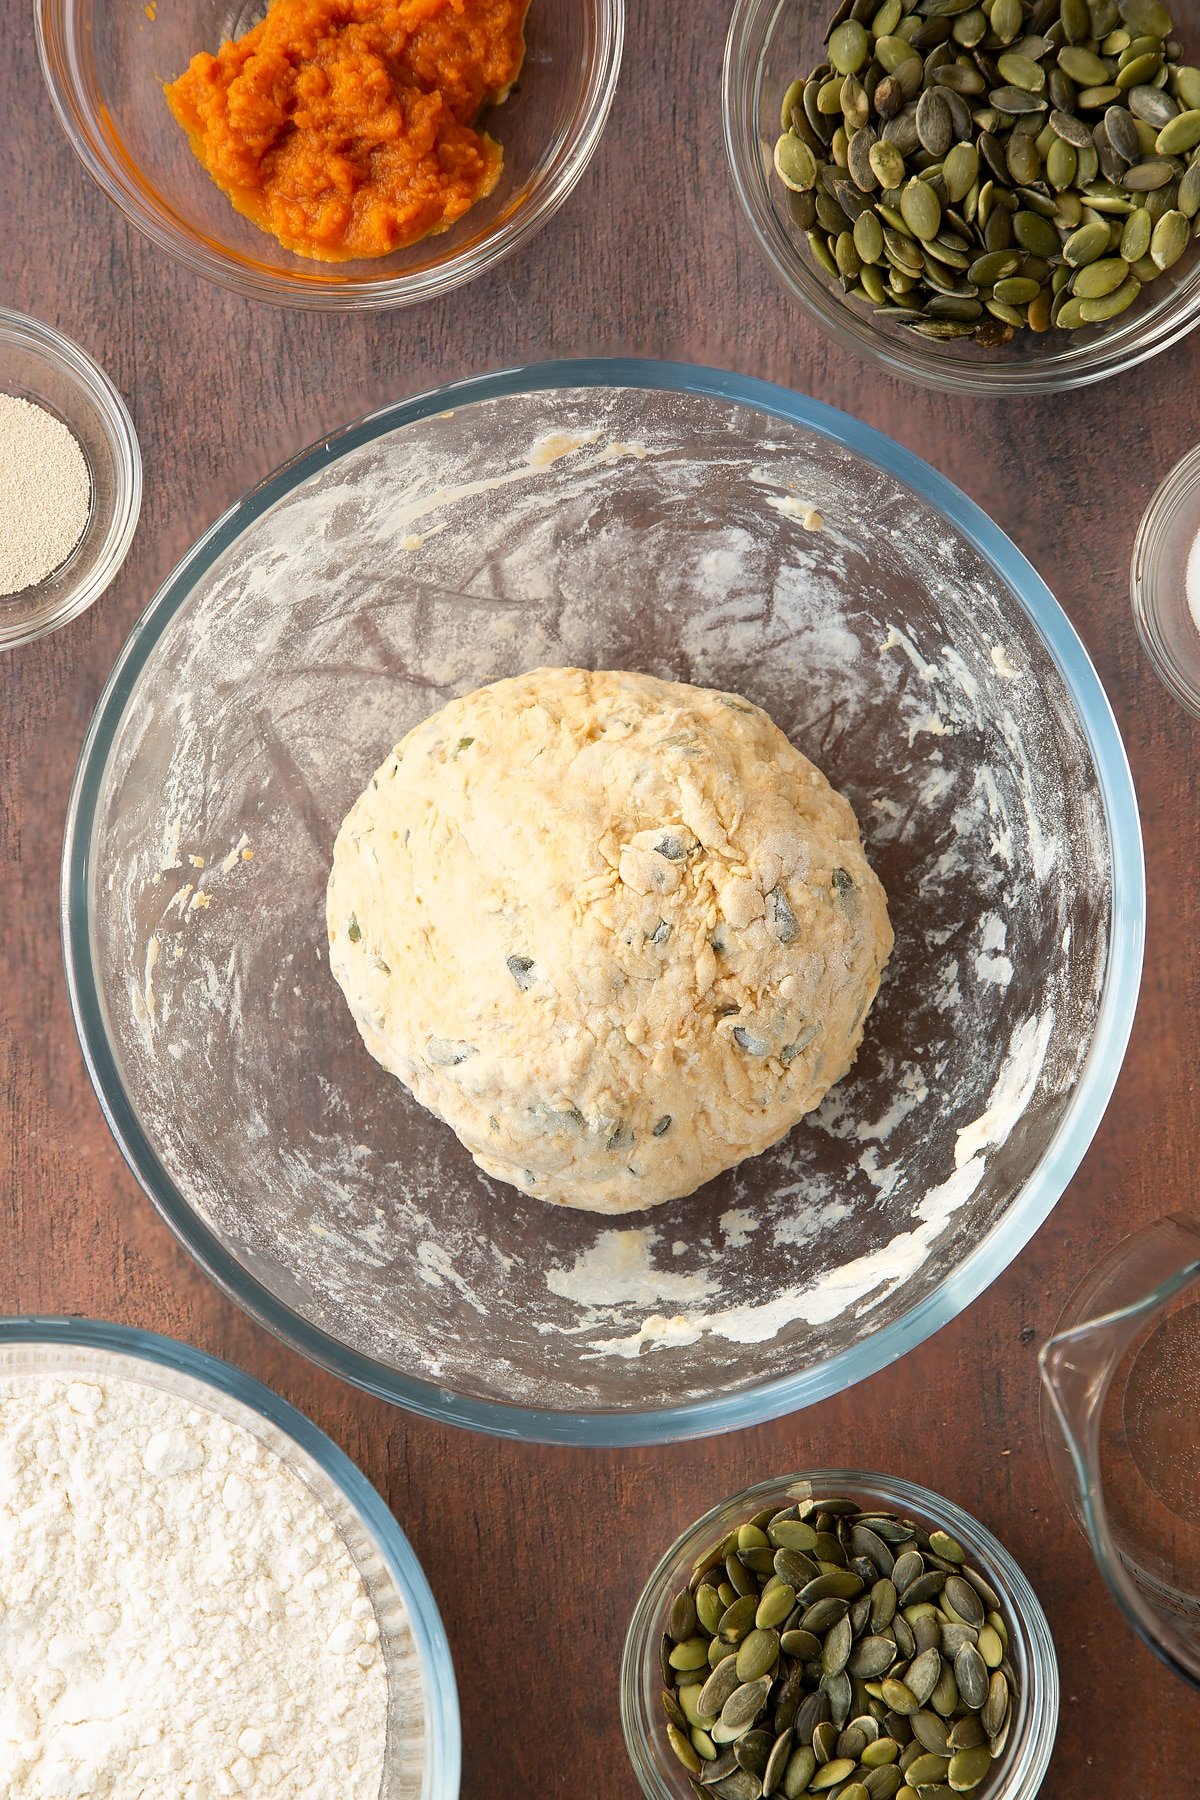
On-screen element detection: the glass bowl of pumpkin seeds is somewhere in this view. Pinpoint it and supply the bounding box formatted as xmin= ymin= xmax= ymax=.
xmin=724 ymin=0 xmax=1200 ymax=392
xmin=622 ymin=1472 xmax=1058 ymax=1800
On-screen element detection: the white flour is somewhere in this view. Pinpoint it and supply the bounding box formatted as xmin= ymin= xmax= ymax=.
xmin=0 ymin=1375 xmax=389 ymax=1799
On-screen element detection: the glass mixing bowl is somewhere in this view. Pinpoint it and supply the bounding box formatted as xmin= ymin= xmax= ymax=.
xmin=0 ymin=1317 xmax=460 ymax=1799
xmin=621 ymin=1471 xmax=1058 ymax=1800
xmin=36 ymin=0 xmax=623 ymax=310
xmin=62 ymin=360 xmax=1144 ymax=1444
xmin=723 ymin=0 xmax=1200 ymax=395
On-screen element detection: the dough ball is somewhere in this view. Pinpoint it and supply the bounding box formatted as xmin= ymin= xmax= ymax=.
xmin=327 ymin=668 xmax=892 ymax=1214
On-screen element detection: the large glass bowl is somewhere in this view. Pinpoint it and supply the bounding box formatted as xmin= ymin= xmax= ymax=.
xmin=62 ymin=360 xmax=1144 ymax=1444
xmin=36 ymin=0 xmax=623 ymax=310
xmin=0 ymin=1317 xmax=460 ymax=1799
xmin=723 ymin=0 xmax=1200 ymax=395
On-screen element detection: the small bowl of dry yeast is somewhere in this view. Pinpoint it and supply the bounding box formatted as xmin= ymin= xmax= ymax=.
xmin=0 ymin=307 xmax=141 ymax=650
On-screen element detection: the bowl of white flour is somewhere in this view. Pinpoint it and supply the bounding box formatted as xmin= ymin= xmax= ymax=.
xmin=62 ymin=361 xmax=1144 ymax=1444
xmin=0 ymin=1318 xmax=459 ymax=1798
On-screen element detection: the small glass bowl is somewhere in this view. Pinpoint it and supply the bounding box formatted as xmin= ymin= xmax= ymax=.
xmin=37 ymin=0 xmax=624 ymax=311
xmin=722 ymin=0 xmax=1200 ymax=396
xmin=621 ymin=1470 xmax=1058 ymax=1800
xmin=0 ymin=308 xmax=141 ymax=650
xmin=1131 ymin=442 xmax=1200 ymax=720
xmin=0 ymin=1317 xmax=460 ymax=1799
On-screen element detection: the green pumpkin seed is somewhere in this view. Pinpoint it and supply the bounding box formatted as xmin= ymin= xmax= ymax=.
xmin=1123 ymin=157 xmax=1178 ymax=189
xmin=1059 ymin=47 xmax=1113 ymax=87
xmin=1121 ymin=0 xmax=1172 ymax=31
xmin=943 ymin=1578 xmax=985 ymax=1627
xmin=1073 ymin=253 xmax=1134 ymax=295
xmin=1012 ymin=209 xmax=1061 ymax=256
xmin=756 ymin=1585 xmax=796 ymax=1631
xmin=812 ymin=1718 xmax=839 ymax=1765
xmin=668 ymin=1722 xmax=703 ymax=1773
xmin=720 ymin=1595 xmax=760 ymax=1643
xmin=981 ymin=1670 xmax=1010 ymax=1739
xmin=1151 ymin=207 xmax=1191 ymax=266
xmin=720 ymin=1675 xmax=774 ymax=1735
xmin=900 ymin=178 xmax=942 ymax=239
xmin=991 ymin=0 xmax=1023 ymax=40
xmin=775 ymin=133 xmax=818 ymax=192
xmin=671 ymin=1636 xmax=713 ymax=1672
xmin=1173 ymin=66 xmax=1200 ymax=110
xmin=855 ymin=210 xmax=885 ymax=264
xmin=783 ymin=1744 xmax=819 ymax=1799
xmin=811 ymin=1759 xmax=859 ymax=1791
xmin=864 ymin=1772 xmax=904 ymax=1800
xmin=947 ymin=1745 xmax=993 ymax=1791
xmin=1080 ymin=271 xmax=1142 ymax=314
xmin=762 ymin=1727 xmax=794 ymax=1797
xmin=991 ymin=275 xmax=1040 ymax=304
xmin=929 ymin=1663 xmax=959 ymax=1717
xmin=868 ymin=139 xmax=908 ymax=190
xmin=802 ymin=1570 xmax=865 ymax=1602
xmin=998 ymin=53 xmax=1046 ymax=94
xmin=952 ymin=1645 xmax=988 ymax=1711
xmin=737 ymin=1627 xmax=781 ymax=1682
xmin=1117 ymin=51 xmax=1166 ymax=91
xmin=848 ymin=1633 xmax=900 ymax=1679
xmin=1179 ymin=157 xmax=1200 ymax=216
xmin=1055 ymin=294 xmax=1090 ymax=326
xmin=1129 ymin=83 xmax=1180 ymax=127
xmin=780 ymin=78 xmax=806 ymax=135
xmin=1120 ymin=205 xmax=1154 ymax=258
xmin=671 ymin=1590 xmax=699 ymax=1642
xmin=734 ymin=1727 xmax=774 ymax=1774
xmin=822 ymin=1613 xmax=855 ymax=1677
xmin=911 ymin=1712 xmax=950 ymax=1755
xmin=905 ymin=1647 xmax=944 ymax=1708
xmin=829 ymin=19 xmax=871 ymax=73
xmin=880 ymin=1678 xmax=920 ymax=1716
xmin=906 ymin=1753 xmax=951 ymax=1787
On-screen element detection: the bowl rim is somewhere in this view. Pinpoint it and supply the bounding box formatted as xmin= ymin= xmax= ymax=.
xmin=618 ymin=1468 xmax=1059 ymax=1800
xmin=1130 ymin=439 xmax=1200 ymax=722
xmin=0 ymin=1314 xmax=462 ymax=1799
xmin=721 ymin=0 xmax=1200 ymax=397
xmin=0 ymin=306 xmax=142 ymax=650
xmin=60 ymin=356 xmax=1146 ymax=1446
xmin=35 ymin=0 xmax=625 ymax=312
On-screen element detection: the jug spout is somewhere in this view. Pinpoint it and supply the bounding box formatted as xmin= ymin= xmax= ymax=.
xmin=1040 ymin=1213 xmax=1200 ymax=1691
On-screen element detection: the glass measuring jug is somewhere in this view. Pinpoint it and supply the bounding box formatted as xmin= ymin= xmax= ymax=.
xmin=1040 ymin=1213 xmax=1200 ymax=1688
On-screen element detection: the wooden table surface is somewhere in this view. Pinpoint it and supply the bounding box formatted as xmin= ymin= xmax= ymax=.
xmin=4 ymin=2 xmax=1200 ymax=1795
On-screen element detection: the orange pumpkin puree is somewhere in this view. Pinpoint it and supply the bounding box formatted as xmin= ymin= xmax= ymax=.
xmin=164 ymin=0 xmax=529 ymax=262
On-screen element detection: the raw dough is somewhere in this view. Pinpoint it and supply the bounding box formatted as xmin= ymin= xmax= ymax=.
xmin=327 ymin=668 xmax=892 ymax=1213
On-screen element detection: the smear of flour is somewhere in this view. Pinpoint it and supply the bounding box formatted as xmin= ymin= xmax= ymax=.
xmin=546 ymin=1229 xmax=715 ymax=1310
xmin=974 ymin=912 xmax=1014 ymax=989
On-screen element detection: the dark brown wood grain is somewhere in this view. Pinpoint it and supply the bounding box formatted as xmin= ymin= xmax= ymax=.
xmin=3 ymin=4 xmax=1200 ymax=1795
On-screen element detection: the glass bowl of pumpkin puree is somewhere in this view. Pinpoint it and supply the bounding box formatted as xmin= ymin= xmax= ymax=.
xmin=36 ymin=0 xmax=624 ymax=309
